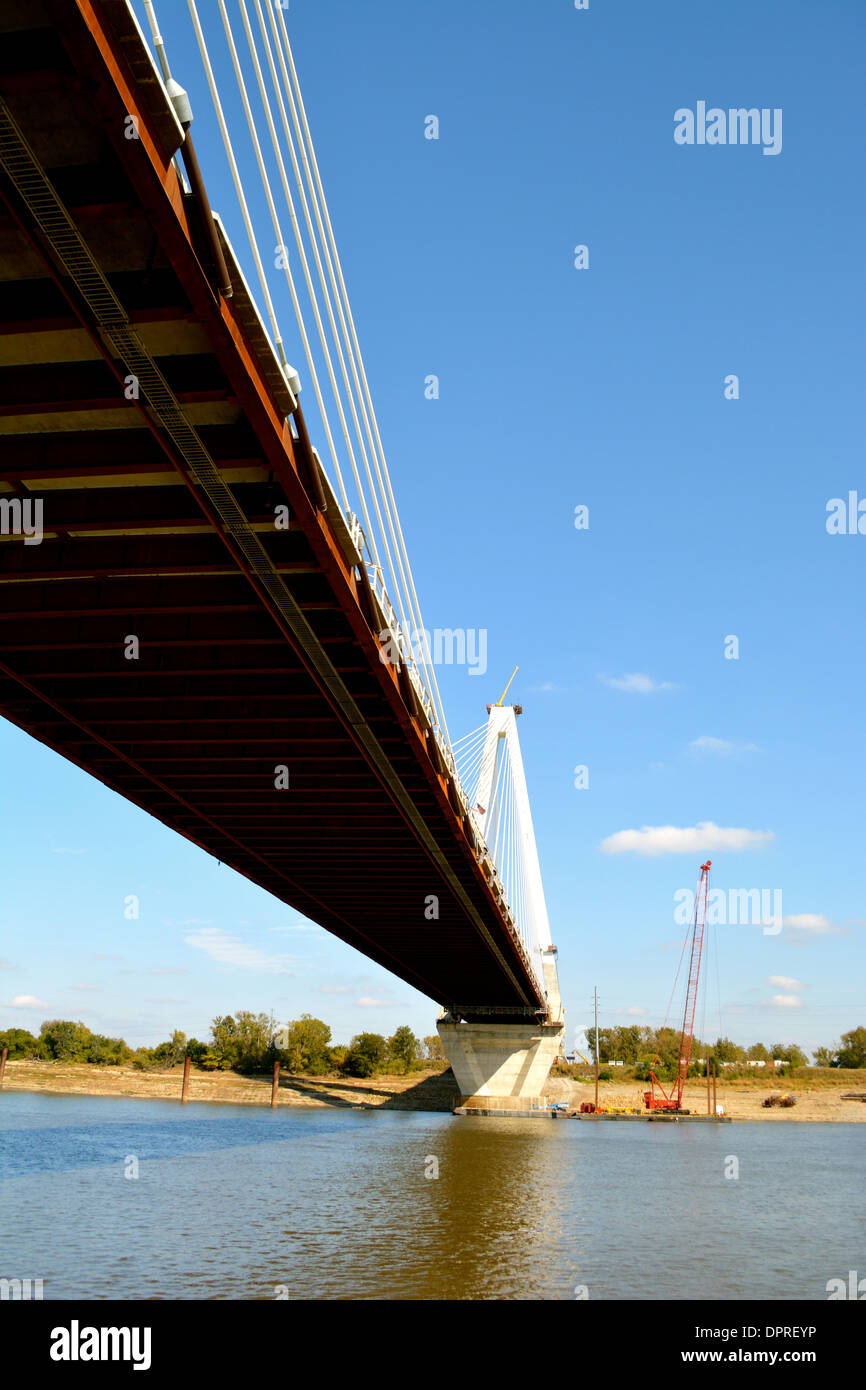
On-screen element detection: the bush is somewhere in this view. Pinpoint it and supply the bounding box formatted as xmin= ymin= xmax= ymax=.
xmin=38 ymin=1020 xmax=92 ymax=1062
xmin=340 ymin=1032 xmax=387 ymax=1078
xmin=341 ymin=1049 xmax=375 ymax=1078
xmin=86 ymin=1034 xmax=131 ymax=1066
xmin=281 ymin=1015 xmax=331 ymax=1074
xmin=0 ymin=1028 xmax=42 ymax=1060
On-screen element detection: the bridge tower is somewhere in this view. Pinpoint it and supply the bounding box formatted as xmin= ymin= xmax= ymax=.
xmin=438 ymin=694 xmax=565 ymax=1112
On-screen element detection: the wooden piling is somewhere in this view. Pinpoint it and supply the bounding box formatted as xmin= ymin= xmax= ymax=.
xmin=181 ymin=1053 xmax=191 ymax=1104
xmin=271 ymin=1059 xmax=280 ymax=1108
xmin=712 ymin=1060 xmax=718 ymax=1113
xmin=0 ymin=1045 xmax=7 ymax=1086
xmin=707 ymin=1061 xmax=712 ymax=1115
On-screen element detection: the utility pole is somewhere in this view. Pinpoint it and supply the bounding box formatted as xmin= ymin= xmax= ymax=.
xmin=594 ymin=986 xmax=599 ymax=1110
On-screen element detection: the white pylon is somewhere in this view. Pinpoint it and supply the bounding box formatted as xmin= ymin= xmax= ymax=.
xmin=474 ymin=702 xmax=557 ymax=1007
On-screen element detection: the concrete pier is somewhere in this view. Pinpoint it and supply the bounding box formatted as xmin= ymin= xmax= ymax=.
xmin=437 ymin=1016 xmax=564 ymax=1109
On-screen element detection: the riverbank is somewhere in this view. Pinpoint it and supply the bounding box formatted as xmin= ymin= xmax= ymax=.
xmin=547 ymin=1072 xmax=866 ymax=1122
xmin=0 ymin=1060 xmax=460 ymax=1111
xmin=2 ymin=1060 xmax=865 ymax=1119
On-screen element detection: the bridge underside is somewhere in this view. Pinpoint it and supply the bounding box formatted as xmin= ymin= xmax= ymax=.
xmin=0 ymin=0 xmax=548 ymax=1023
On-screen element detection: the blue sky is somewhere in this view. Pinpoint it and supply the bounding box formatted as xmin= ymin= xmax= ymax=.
xmin=2 ymin=0 xmax=863 ymax=1054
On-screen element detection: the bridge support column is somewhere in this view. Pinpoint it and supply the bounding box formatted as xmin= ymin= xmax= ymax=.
xmin=437 ymin=1016 xmax=564 ymax=1111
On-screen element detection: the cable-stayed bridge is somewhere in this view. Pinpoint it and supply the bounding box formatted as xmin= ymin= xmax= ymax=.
xmin=0 ymin=0 xmax=563 ymax=1104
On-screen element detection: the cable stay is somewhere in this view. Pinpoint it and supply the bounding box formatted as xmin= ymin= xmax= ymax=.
xmin=139 ymin=0 xmax=454 ymax=764
xmin=136 ymin=4 xmax=557 ymax=1004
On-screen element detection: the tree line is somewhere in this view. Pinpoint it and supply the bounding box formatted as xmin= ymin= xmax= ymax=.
xmin=0 ymin=1012 xmax=446 ymax=1078
xmin=3 ymin=1017 xmax=864 ymax=1077
xmin=585 ymin=1024 xmax=866 ymax=1077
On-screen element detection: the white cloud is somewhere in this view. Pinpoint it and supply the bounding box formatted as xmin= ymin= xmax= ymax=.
xmin=770 ymin=994 xmax=802 ymax=1009
xmin=616 ymin=1006 xmax=646 ymax=1017
xmin=782 ymin=914 xmax=832 ymax=934
xmin=599 ymin=673 xmax=675 ymax=694
xmin=270 ymin=920 xmax=323 ymax=936
xmin=184 ymin=928 xmax=296 ymax=974
xmin=356 ymin=996 xmax=398 ymax=1008
xmin=0 ymin=958 xmax=18 ymax=971
xmin=768 ymin=975 xmax=804 ymax=990
xmin=8 ymin=994 xmax=46 ymax=1008
xmin=70 ymin=984 xmax=100 ymax=992
xmin=690 ymin=736 xmax=760 ymax=755
xmin=320 ymin=985 xmax=351 ymax=995
xmin=51 ymin=847 xmax=87 ymax=855
xmin=600 ymin=821 xmax=774 ymax=856
xmin=528 ymin=681 xmax=561 ymax=693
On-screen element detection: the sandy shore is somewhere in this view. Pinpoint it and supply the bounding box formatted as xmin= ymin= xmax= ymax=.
xmin=0 ymin=1060 xmax=460 ymax=1111
xmin=2 ymin=1061 xmax=865 ymax=1120
xmin=544 ymin=1073 xmax=866 ymax=1122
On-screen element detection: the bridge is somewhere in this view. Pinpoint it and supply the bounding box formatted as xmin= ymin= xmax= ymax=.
xmin=0 ymin=0 xmax=563 ymax=1106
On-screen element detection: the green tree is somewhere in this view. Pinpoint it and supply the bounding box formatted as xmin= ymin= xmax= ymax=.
xmin=388 ymin=1025 xmax=418 ymax=1073
xmin=204 ymin=1013 xmax=278 ymax=1072
xmin=812 ymin=1044 xmax=838 ymax=1068
xmin=422 ymin=1034 xmax=444 ymax=1062
xmin=151 ymin=1030 xmax=187 ymax=1069
xmin=39 ymin=1019 xmax=92 ymax=1062
xmin=186 ymin=1038 xmax=208 ymax=1064
xmin=836 ymin=1026 xmax=866 ymax=1069
xmin=86 ymin=1033 xmax=131 ymax=1066
xmin=0 ymin=1028 xmax=40 ymax=1059
xmin=208 ymin=1015 xmax=240 ymax=1070
xmin=769 ymin=1042 xmax=808 ymax=1068
xmin=282 ymin=1015 xmax=332 ymax=1074
xmin=616 ymin=1025 xmax=644 ymax=1064
xmin=711 ymin=1036 xmax=746 ymax=1064
xmin=748 ymin=1042 xmax=771 ymax=1062
xmin=233 ymin=1011 xmax=277 ymax=1072
xmin=341 ymin=1032 xmax=387 ymax=1078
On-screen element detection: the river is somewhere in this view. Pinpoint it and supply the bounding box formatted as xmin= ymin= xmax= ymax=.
xmin=1 ymin=1093 xmax=862 ymax=1300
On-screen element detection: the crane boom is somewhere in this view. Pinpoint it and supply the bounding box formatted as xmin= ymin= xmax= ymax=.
xmin=644 ymin=860 xmax=712 ymax=1112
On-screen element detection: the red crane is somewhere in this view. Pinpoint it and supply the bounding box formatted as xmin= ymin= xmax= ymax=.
xmin=644 ymin=860 xmax=712 ymax=1113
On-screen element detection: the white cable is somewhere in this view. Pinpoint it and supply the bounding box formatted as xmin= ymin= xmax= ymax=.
xmin=249 ymin=2 xmax=392 ymax=553
xmin=208 ymin=0 xmax=360 ymax=518
xmin=187 ymin=1 xmax=288 ymax=368
xmin=263 ymin=6 xmax=406 ymax=582
xmin=187 ymin=0 xmax=453 ymax=760
xmin=260 ymin=3 xmax=445 ymax=713
xmin=271 ymin=5 xmax=452 ymax=749
xmin=235 ymin=0 xmax=400 ymax=570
